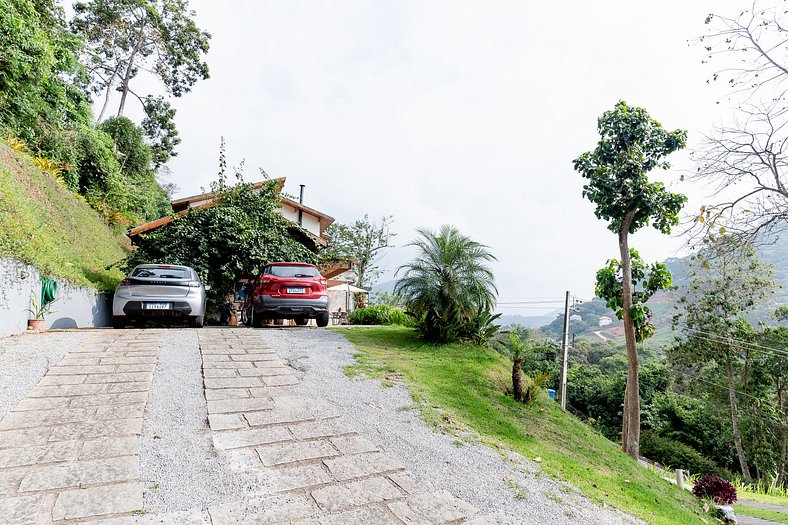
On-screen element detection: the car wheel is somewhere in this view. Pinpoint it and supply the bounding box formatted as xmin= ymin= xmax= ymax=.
xmin=112 ymin=316 xmax=126 ymax=329
xmin=316 ymin=312 xmax=329 ymax=327
xmin=295 ymin=318 xmax=308 ymax=326
xmin=193 ymin=315 xmax=204 ymax=328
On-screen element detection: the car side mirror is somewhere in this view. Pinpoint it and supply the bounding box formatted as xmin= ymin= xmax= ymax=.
xmin=204 ymin=285 xmax=211 ymax=291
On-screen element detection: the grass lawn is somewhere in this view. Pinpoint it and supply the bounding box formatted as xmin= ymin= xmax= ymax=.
xmin=0 ymin=145 xmax=128 ymax=291
xmin=336 ymin=326 xmax=711 ymax=525
xmin=738 ymin=491 xmax=788 ymax=508
xmin=733 ymin=504 xmax=788 ymax=524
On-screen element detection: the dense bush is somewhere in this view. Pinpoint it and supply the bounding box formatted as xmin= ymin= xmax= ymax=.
xmin=692 ymin=474 xmax=737 ymax=505
xmin=348 ymin=305 xmax=412 ymax=326
xmin=640 ymin=430 xmax=724 ymax=478
xmin=128 ymin=178 xmax=315 ymax=306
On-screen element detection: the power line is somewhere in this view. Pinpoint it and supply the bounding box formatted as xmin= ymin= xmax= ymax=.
xmin=684 ymin=328 xmax=788 ymax=359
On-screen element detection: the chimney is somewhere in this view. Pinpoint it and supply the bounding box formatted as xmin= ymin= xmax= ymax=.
xmin=298 ymin=185 xmax=305 ymax=226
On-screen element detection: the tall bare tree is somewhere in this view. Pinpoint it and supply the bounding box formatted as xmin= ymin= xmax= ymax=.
xmin=688 ymin=102 xmax=788 ymax=238
xmin=690 ymin=2 xmax=788 ymax=239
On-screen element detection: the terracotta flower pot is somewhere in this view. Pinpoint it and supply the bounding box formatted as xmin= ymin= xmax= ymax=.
xmin=27 ymin=319 xmax=45 ymax=331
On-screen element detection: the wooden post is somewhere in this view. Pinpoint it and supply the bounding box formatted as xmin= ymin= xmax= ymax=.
xmin=675 ymin=468 xmax=684 ymax=489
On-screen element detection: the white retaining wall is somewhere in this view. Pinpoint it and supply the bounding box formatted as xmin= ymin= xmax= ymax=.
xmin=0 ymin=258 xmax=112 ymax=337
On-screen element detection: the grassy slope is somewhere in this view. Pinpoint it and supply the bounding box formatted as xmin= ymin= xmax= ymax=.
xmin=738 ymin=491 xmax=788 ymax=507
xmin=733 ymin=504 xmax=788 ymax=524
xmin=0 ymin=144 xmax=128 ymax=291
xmin=337 ymin=326 xmax=710 ymax=525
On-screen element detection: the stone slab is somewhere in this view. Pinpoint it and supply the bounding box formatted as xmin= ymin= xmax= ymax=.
xmin=204 ymin=377 xmax=264 ymax=389
xmin=330 ymin=435 xmax=379 ymax=455
xmin=68 ymin=391 xmax=148 ymax=408
xmin=256 ymin=440 xmax=339 ymax=467
xmin=288 ymin=420 xmax=354 ymax=440
xmin=19 ymin=455 xmax=139 ymax=492
xmin=51 ymin=481 xmax=144 ymax=521
xmin=212 ymin=426 xmax=293 ymax=450
xmin=29 ymin=384 xmax=108 ymax=397
xmin=311 ymin=476 xmax=402 ymax=512
xmin=0 ymin=494 xmax=46 ymax=525
xmin=271 ymin=463 xmax=334 ymax=492
xmin=292 ymin=506 xmax=400 ymax=525
xmin=208 ymin=493 xmax=317 ymax=525
xmin=387 ymin=490 xmax=479 ymax=524
xmin=107 ymin=382 xmax=148 ymax=394
xmin=207 ymin=397 xmax=274 ymax=414
xmin=204 ymin=388 xmax=250 ymax=401
xmin=262 ymin=375 xmax=299 ymax=387
xmin=79 ymin=436 xmax=140 ymax=460
xmin=323 ymin=452 xmax=404 ymax=482
xmin=208 ymin=413 xmax=246 ymax=431
xmin=48 ymin=418 xmax=143 ymax=442
xmin=0 ymin=441 xmax=77 ymax=468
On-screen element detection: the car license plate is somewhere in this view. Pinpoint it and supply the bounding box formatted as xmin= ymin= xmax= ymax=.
xmin=286 ymin=287 xmax=306 ymax=294
xmin=145 ymin=302 xmax=170 ymax=310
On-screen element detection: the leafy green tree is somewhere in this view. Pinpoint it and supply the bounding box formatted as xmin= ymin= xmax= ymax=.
xmin=321 ymin=215 xmax=395 ymax=289
xmin=0 ymin=0 xmax=91 ymax=139
xmin=395 ymin=225 xmax=497 ymax=344
xmin=72 ymin=0 xmax=210 ymax=118
xmin=754 ymin=315 xmax=788 ymax=486
xmin=141 ymin=95 xmax=181 ymax=168
xmin=573 ymin=100 xmax=687 ymax=458
xmin=671 ymin=236 xmax=775 ymax=480
xmin=595 ymin=249 xmax=673 ymax=342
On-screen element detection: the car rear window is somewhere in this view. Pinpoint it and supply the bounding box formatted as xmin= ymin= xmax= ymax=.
xmin=132 ymin=267 xmax=189 ymax=279
xmin=268 ymin=265 xmax=319 ymax=278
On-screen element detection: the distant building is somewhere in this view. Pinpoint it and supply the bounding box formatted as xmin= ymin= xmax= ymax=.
xmin=569 ymin=314 xmax=582 ymax=322
xmin=598 ymin=316 xmax=613 ymax=327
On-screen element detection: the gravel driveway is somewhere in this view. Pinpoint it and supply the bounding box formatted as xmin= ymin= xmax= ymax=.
xmin=0 ymin=331 xmax=88 ymax=420
xmin=260 ymin=327 xmax=643 ymax=525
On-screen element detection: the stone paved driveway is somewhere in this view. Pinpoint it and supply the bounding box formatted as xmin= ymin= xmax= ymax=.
xmin=0 ymin=328 xmax=513 ymax=524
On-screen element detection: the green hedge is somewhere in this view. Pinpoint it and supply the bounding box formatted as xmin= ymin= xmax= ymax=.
xmin=641 ymin=430 xmax=727 ymax=478
xmin=348 ymin=305 xmax=413 ymax=326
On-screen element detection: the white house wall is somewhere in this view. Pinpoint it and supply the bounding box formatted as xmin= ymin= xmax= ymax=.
xmin=278 ymin=204 xmax=322 ymax=237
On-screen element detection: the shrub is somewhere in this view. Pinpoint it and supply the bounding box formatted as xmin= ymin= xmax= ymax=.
xmin=692 ymin=474 xmax=737 ymax=505
xmin=348 ymin=305 xmax=412 ymax=326
xmin=640 ymin=430 xmax=723 ymax=478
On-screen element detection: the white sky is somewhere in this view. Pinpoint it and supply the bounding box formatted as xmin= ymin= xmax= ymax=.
xmin=122 ymin=0 xmax=747 ymax=315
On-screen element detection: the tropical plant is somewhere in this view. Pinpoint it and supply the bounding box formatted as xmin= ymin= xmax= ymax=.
xmin=692 ymin=475 xmax=737 ymax=505
xmin=495 ymin=331 xmax=529 ymax=402
xmin=25 ymin=293 xmax=56 ymax=320
xmin=573 ymin=100 xmax=687 ymax=458
xmin=395 ymin=225 xmax=497 ymax=344
xmin=347 ymin=304 xmax=412 ymax=326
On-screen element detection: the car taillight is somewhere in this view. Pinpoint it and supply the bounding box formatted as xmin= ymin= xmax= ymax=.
xmin=121 ymin=279 xmax=131 ymax=285
xmin=187 ymin=281 xmax=201 ymax=287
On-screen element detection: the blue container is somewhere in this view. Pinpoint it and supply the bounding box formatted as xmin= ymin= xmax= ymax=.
xmin=547 ymin=388 xmax=556 ymax=399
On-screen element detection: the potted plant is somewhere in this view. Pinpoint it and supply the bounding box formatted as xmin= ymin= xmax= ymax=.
xmin=26 ymin=293 xmax=56 ymax=331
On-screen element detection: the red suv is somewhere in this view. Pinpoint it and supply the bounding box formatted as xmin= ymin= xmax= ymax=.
xmin=248 ymin=262 xmax=329 ymax=327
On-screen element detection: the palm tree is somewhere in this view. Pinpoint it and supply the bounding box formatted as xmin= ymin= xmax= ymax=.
xmin=395 ymin=225 xmax=497 ymax=343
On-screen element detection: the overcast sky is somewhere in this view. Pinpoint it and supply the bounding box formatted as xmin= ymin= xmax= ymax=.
xmin=126 ymin=0 xmax=747 ymax=315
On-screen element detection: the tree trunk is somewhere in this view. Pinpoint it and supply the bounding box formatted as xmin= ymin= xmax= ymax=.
xmin=96 ymin=65 xmax=120 ymax=123
xmin=116 ymin=18 xmax=147 ymax=117
xmin=512 ymin=357 xmax=523 ymax=402
xmin=777 ymin=381 xmax=786 ymax=486
xmin=726 ymin=356 xmax=751 ymax=481
xmin=619 ymin=213 xmax=640 ymax=459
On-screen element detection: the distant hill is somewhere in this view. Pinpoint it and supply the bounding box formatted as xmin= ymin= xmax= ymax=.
xmin=496 ymin=313 xmax=558 ymax=328
xmin=540 ymin=235 xmax=788 ymax=345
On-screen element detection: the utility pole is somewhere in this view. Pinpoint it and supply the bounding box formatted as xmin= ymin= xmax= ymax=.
xmin=557 ymin=290 xmax=570 ymax=410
